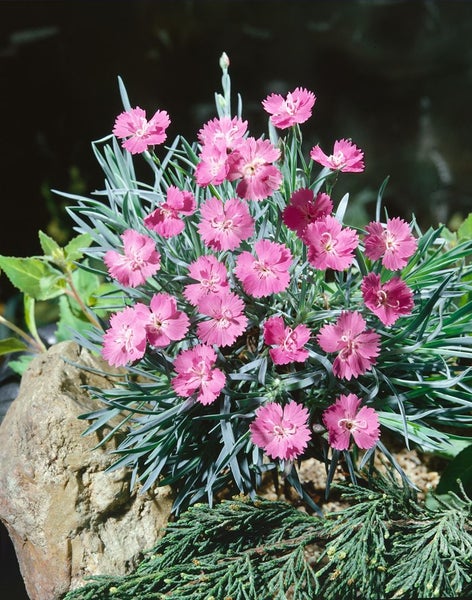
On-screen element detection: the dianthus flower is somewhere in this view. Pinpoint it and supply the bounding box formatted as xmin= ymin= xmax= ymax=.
xmin=310 ymin=138 xmax=365 ymax=173
xmin=226 ymin=137 xmax=282 ymax=201
xmin=364 ymin=217 xmax=417 ymax=271
xmin=103 ymin=229 xmax=161 ymax=288
xmin=144 ymin=185 xmax=196 ymax=238
xmin=183 ymin=255 xmax=229 ymax=306
xmin=262 ymin=87 xmax=316 ymax=129
xmin=198 ymin=196 xmax=254 ymax=251
xmin=263 ymin=316 xmax=310 ymax=365
xmin=250 ymin=401 xmax=311 ymax=460
xmin=198 ymin=115 xmax=248 ymax=150
xmin=196 ymin=290 xmax=248 ymax=347
xmin=171 ymin=344 xmax=226 ymax=406
xmin=361 ymin=273 xmax=414 ymax=326
xmin=102 ymin=304 xmax=149 ymax=367
xmin=304 ymin=215 xmax=359 ymax=271
xmin=195 ymin=144 xmax=230 ymax=187
xmin=282 ymin=188 xmax=333 ymax=238
xmin=322 ymin=394 xmax=380 ymax=451
xmin=145 ymin=293 xmax=190 ymax=348
xmin=113 ymin=106 xmax=170 ymax=154
xmin=235 ymin=239 xmax=292 ymax=298
xmin=317 ymin=311 xmax=380 ymax=380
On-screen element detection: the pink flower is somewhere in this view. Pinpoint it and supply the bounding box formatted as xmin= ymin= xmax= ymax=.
xmin=304 ymin=215 xmax=359 ymax=271
xmin=310 ymin=138 xmax=365 ymax=173
xmin=103 ymin=229 xmax=161 ymax=288
xmin=263 ymin=316 xmax=310 ymax=365
xmin=262 ymin=87 xmax=316 ymax=129
xmin=145 ymin=293 xmax=190 ymax=347
xmin=171 ymin=344 xmax=226 ymax=406
xmin=198 ymin=116 xmax=248 ymax=151
xmin=361 ymin=273 xmax=414 ymax=326
xmin=282 ymin=188 xmax=333 ymax=237
xmin=198 ymin=196 xmax=254 ymax=251
xmin=102 ymin=304 xmax=149 ymax=367
xmin=317 ymin=311 xmax=380 ymax=380
xmin=183 ymin=255 xmax=229 ymax=306
xmin=197 ymin=291 xmax=248 ymax=347
xmin=144 ymin=185 xmax=196 ymax=238
xmin=227 ymin=137 xmax=282 ymax=201
xmin=235 ymin=239 xmax=292 ymax=298
xmin=364 ymin=217 xmax=417 ymax=270
xmin=250 ymin=401 xmax=311 ymax=460
xmin=322 ymin=394 xmax=380 ymax=451
xmin=195 ymin=144 xmax=230 ymax=187
xmin=113 ymin=106 xmax=170 ymax=154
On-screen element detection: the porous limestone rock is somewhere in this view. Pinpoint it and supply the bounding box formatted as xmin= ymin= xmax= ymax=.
xmin=0 ymin=341 xmax=173 ymax=600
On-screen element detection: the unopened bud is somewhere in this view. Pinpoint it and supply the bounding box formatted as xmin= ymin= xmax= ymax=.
xmin=219 ymin=52 xmax=230 ymax=70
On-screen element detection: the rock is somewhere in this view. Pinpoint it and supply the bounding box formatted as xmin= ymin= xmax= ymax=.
xmin=0 ymin=341 xmax=173 ymax=600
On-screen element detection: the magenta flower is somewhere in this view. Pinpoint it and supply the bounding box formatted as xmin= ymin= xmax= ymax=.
xmin=198 ymin=116 xmax=248 ymax=150
xmin=361 ymin=273 xmax=414 ymax=326
xmin=282 ymin=188 xmax=333 ymax=238
xmin=195 ymin=144 xmax=230 ymax=187
xmin=103 ymin=229 xmax=161 ymax=288
xmin=250 ymin=401 xmax=311 ymax=460
xmin=317 ymin=311 xmax=380 ymax=380
xmin=322 ymin=394 xmax=380 ymax=451
xmin=364 ymin=217 xmax=417 ymax=270
xmin=144 ymin=185 xmax=196 ymax=238
xmin=235 ymin=239 xmax=292 ymax=298
xmin=198 ymin=196 xmax=255 ymax=251
xmin=183 ymin=255 xmax=229 ymax=306
xmin=171 ymin=344 xmax=226 ymax=406
xmin=196 ymin=291 xmax=248 ymax=347
xmin=113 ymin=106 xmax=170 ymax=154
xmin=101 ymin=304 xmax=149 ymax=367
xmin=310 ymin=138 xmax=365 ymax=173
xmin=227 ymin=137 xmax=282 ymax=201
xmin=145 ymin=293 xmax=190 ymax=348
xmin=262 ymin=87 xmax=316 ymax=129
xmin=304 ymin=215 xmax=359 ymax=271
xmin=263 ymin=316 xmax=310 ymax=365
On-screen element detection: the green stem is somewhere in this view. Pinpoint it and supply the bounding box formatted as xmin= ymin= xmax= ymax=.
xmin=0 ymin=314 xmax=46 ymax=353
xmin=63 ymin=273 xmax=103 ymax=330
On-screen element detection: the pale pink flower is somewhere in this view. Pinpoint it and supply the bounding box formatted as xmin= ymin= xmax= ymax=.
xmin=171 ymin=344 xmax=226 ymax=406
xmin=145 ymin=293 xmax=190 ymax=347
xmin=113 ymin=106 xmax=170 ymax=154
xmin=103 ymin=229 xmax=161 ymax=288
xmin=195 ymin=144 xmax=230 ymax=187
xmin=102 ymin=304 xmax=149 ymax=367
xmin=282 ymin=188 xmax=333 ymax=237
xmin=364 ymin=217 xmax=417 ymax=271
xmin=235 ymin=239 xmax=292 ymax=298
xmin=144 ymin=185 xmax=196 ymax=238
xmin=263 ymin=316 xmax=310 ymax=365
xmin=304 ymin=215 xmax=359 ymax=271
xmin=361 ymin=273 xmax=414 ymax=326
xmin=317 ymin=311 xmax=380 ymax=380
xmin=262 ymin=87 xmax=316 ymax=129
xmin=310 ymin=138 xmax=365 ymax=173
xmin=198 ymin=196 xmax=254 ymax=251
xmin=183 ymin=255 xmax=229 ymax=306
xmin=322 ymin=394 xmax=380 ymax=451
xmin=197 ymin=291 xmax=248 ymax=347
xmin=198 ymin=116 xmax=248 ymax=150
xmin=227 ymin=137 xmax=282 ymax=201
xmin=250 ymin=401 xmax=311 ymax=460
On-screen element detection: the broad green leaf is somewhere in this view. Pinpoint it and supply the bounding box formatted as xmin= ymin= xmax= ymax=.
xmin=7 ymin=354 xmax=35 ymax=376
xmin=23 ymin=294 xmax=46 ymax=351
xmin=0 ymin=337 xmax=28 ymax=355
xmin=64 ymin=233 xmax=93 ymax=262
xmin=55 ymin=295 xmax=93 ymax=342
xmin=457 ymin=212 xmax=472 ymax=241
xmin=38 ymin=230 xmax=62 ymax=258
xmin=0 ymin=256 xmax=65 ymax=300
xmin=435 ymin=443 xmax=472 ymax=498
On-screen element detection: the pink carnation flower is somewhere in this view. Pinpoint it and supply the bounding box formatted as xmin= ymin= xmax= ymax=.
xmin=304 ymin=215 xmax=359 ymax=271
xmin=310 ymin=138 xmax=365 ymax=173
xmin=197 ymin=291 xmax=248 ymax=347
xmin=195 ymin=144 xmax=230 ymax=187
xmin=198 ymin=196 xmax=255 ymax=251
xmin=198 ymin=116 xmax=248 ymax=150
xmin=144 ymin=185 xmax=196 ymax=238
xmin=113 ymin=106 xmax=170 ymax=154
xmin=183 ymin=255 xmax=229 ymax=306
xmin=235 ymin=239 xmax=292 ymax=298
xmin=250 ymin=401 xmax=311 ymax=460
xmin=262 ymin=87 xmax=316 ymax=129
xmin=361 ymin=273 xmax=414 ymax=326
xmin=263 ymin=316 xmax=310 ymax=365
xmin=282 ymin=188 xmax=333 ymax=238
xmin=103 ymin=229 xmax=161 ymax=288
xmin=364 ymin=217 xmax=417 ymax=271
xmin=322 ymin=394 xmax=380 ymax=451
xmin=145 ymin=293 xmax=190 ymax=348
xmin=171 ymin=344 xmax=226 ymax=406
xmin=102 ymin=304 xmax=149 ymax=367
xmin=227 ymin=137 xmax=282 ymax=201
xmin=317 ymin=311 xmax=380 ymax=380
